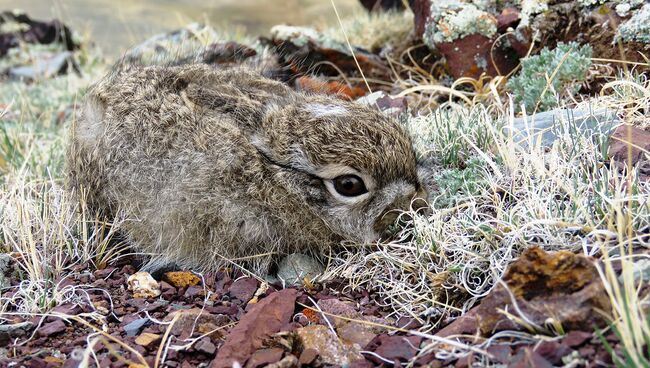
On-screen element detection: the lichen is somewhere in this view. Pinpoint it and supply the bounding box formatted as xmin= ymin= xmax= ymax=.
xmin=423 ymin=0 xmax=497 ymax=47
xmin=577 ymin=0 xmax=643 ymax=8
xmin=618 ymin=4 xmax=650 ymax=43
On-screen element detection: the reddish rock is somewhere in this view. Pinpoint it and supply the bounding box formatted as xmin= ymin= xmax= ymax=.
xmin=210 ymin=289 xmax=297 ymax=368
xmin=366 ymin=335 xmax=422 ymax=362
xmin=509 ymin=348 xmax=553 ymax=368
xmin=185 ymin=285 xmax=206 ymax=299
xmin=408 ymin=0 xmax=432 ymax=38
xmin=534 ymin=340 xmax=572 ymax=365
xmin=264 ymin=26 xmax=389 ymax=89
xmin=436 ymin=33 xmax=521 ymax=79
xmin=228 ymin=277 xmax=259 ymax=304
xmin=245 ymin=348 xmax=284 ymax=368
xmin=164 ymin=308 xmax=231 ymax=340
xmin=160 ymin=281 xmax=177 ymax=300
xmin=609 ymin=125 xmax=650 ymax=167
xmin=38 ymin=320 xmax=66 ymax=337
xmin=486 ymin=345 xmax=512 ymax=364
xmin=195 ymin=337 xmax=217 ymax=356
xmin=298 ymin=348 xmax=318 ymax=365
xmin=563 ymin=330 xmax=592 ymax=348
xmin=317 ymin=299 xmax=358 ymax=327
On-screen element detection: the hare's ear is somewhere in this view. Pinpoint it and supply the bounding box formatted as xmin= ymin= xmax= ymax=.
xmin=183 ymin=83 xmax=263 ymax=123
xmin=250 ymin=135 xmax=318 ymax=176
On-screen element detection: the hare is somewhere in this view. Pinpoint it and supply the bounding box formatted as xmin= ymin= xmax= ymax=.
xmin=66 ymin=63 xmax=427 ymax=273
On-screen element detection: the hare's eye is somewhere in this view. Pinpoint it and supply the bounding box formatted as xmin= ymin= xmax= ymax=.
xmin=333 ymin=175 xmax=368 ymax=196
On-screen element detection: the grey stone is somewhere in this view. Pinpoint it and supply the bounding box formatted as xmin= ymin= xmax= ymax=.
xmin=8 ymin=52 xmax=79 ymax=80
xmin=619 ymin=259 xmax=650 ymax=284
xmin=123 ymin=318 xmax=151 ymax=337
xmin=506 ymin=107 xmax=619 ymax=148
xmin=276 ymin=253 xmax=324 ymax=287
xmin=0 ymin=321 xmax=34 ymax=347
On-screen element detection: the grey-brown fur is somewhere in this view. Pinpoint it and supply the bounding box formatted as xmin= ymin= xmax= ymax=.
xmin=66 ymin=63 xmax=426 ymax=272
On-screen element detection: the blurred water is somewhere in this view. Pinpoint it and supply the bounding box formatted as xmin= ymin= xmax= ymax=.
xmin=6 ymin=0 xmax=362 ymax=59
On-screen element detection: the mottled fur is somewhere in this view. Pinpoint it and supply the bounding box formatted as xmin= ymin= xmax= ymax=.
xmin=66 ymin=63 xmax=426 ymax=272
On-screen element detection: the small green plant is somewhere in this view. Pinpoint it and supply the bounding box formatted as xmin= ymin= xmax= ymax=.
xmin=507 ymin=42 xmax=593 ymax=113
xmin=432 ymin=157 xmax=489 ymax=208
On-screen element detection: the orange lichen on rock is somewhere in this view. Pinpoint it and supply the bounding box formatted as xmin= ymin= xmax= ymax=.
xmin=163 ymin=271 xmax=201 ymax=288
xmin=504 ymin=247 xmax=597 ymax=300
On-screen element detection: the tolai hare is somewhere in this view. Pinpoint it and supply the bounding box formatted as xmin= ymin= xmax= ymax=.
xmin=66 ymin=63 xmax=427 ymax=272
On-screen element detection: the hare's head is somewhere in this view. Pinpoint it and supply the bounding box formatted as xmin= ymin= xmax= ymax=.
xmin=252 ymin=95 xmax=428 ymax=244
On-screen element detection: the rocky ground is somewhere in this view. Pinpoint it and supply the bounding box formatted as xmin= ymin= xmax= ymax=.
xmin=1 ymin=1 xmax=649 ymax=367
xmin=0 ymin=247 xmax=631 ymax=367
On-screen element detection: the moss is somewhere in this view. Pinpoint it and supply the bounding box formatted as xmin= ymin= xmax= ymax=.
xmin=507 ymin=42 xmax=593 ymax=113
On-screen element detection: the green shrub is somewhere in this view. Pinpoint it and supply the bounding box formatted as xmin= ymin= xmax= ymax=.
xmin=507 ymin=42 xmax=593 ymax=113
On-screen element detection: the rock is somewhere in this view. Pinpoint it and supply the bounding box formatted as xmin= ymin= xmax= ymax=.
xmin=164 ymin=308 xmax=231 ymax=339
xmin=438 ymin=247 xmax=611 ymax=337
xmin=486 ymin=345 xmax=512 ymax=364
xmin=245 ymin=348 xmax=284 ymax=368
xmin=265 ymin=355 xmax=299 ymax=368
xmin=276 ymin=254 xmax=325 ymax=287
xmin=195 ymin=337 xmax=217 ymax=356
xmin=298 ymin=348 xmax=318 ymax=365
xmin=135 ymin=332 xmax=161 ymax=347
xmin=507 ymin=108 xmax=619 ymax=148
xmin=366 ymin=335 xmax=422 ymax=362
xmin=436 ymin=33 xmax=520 ymax=79
xmin=8 ymin=51 xmax=79 ymax=80
xmin=411 ymin=0 xmax=525 ymax=78
xmin=314 ymin=299 xmax=386 ymax=347
xmin=127 ymin=272 xmax=161 ymax=298
xmin=295 ymin=325 xmax=362 ymax=366
xmin=163 ymin=271 xmax=201 ymax=289
xmin=211 ymin=289 xmax=297 ymax=368
xmin=124 ymin=23 xmax=223 ymax=65
xmin=563 ymin=331 xmax=592 ymax=348
xmin=38 ymin=320 xmax=66 ymax=337
xmin=0 ymin=321 xmax=33 ymax=346
xmin=509 ymin=348 xmax=554 ymax=368
xmin=0 ymin=10 xmax=78 ymax=56
xmin=263 ymin=25 xmax=389 ymax=91
xmin=228 ymin=277 xmax=259 ymax=303
xmin=160 ymin=281 xmax=177 ymax=300
xmin=337 ymin=321 xmax=377 ymax=347
xmin=184 ymin=285 xmax=206 ymax=299
xmin=609 ymin=125 xmax=650 ymax=167
xmin=123 ymin=318 xmax=151 ymax=337
xmin=408 ymin=0 xmax=431 ymax=37
xmin=534 ymin=340 xmax=572 ymax=365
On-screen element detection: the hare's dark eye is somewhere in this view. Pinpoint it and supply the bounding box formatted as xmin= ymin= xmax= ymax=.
xmin=333 ymin=175 xmax=367 ymax=196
